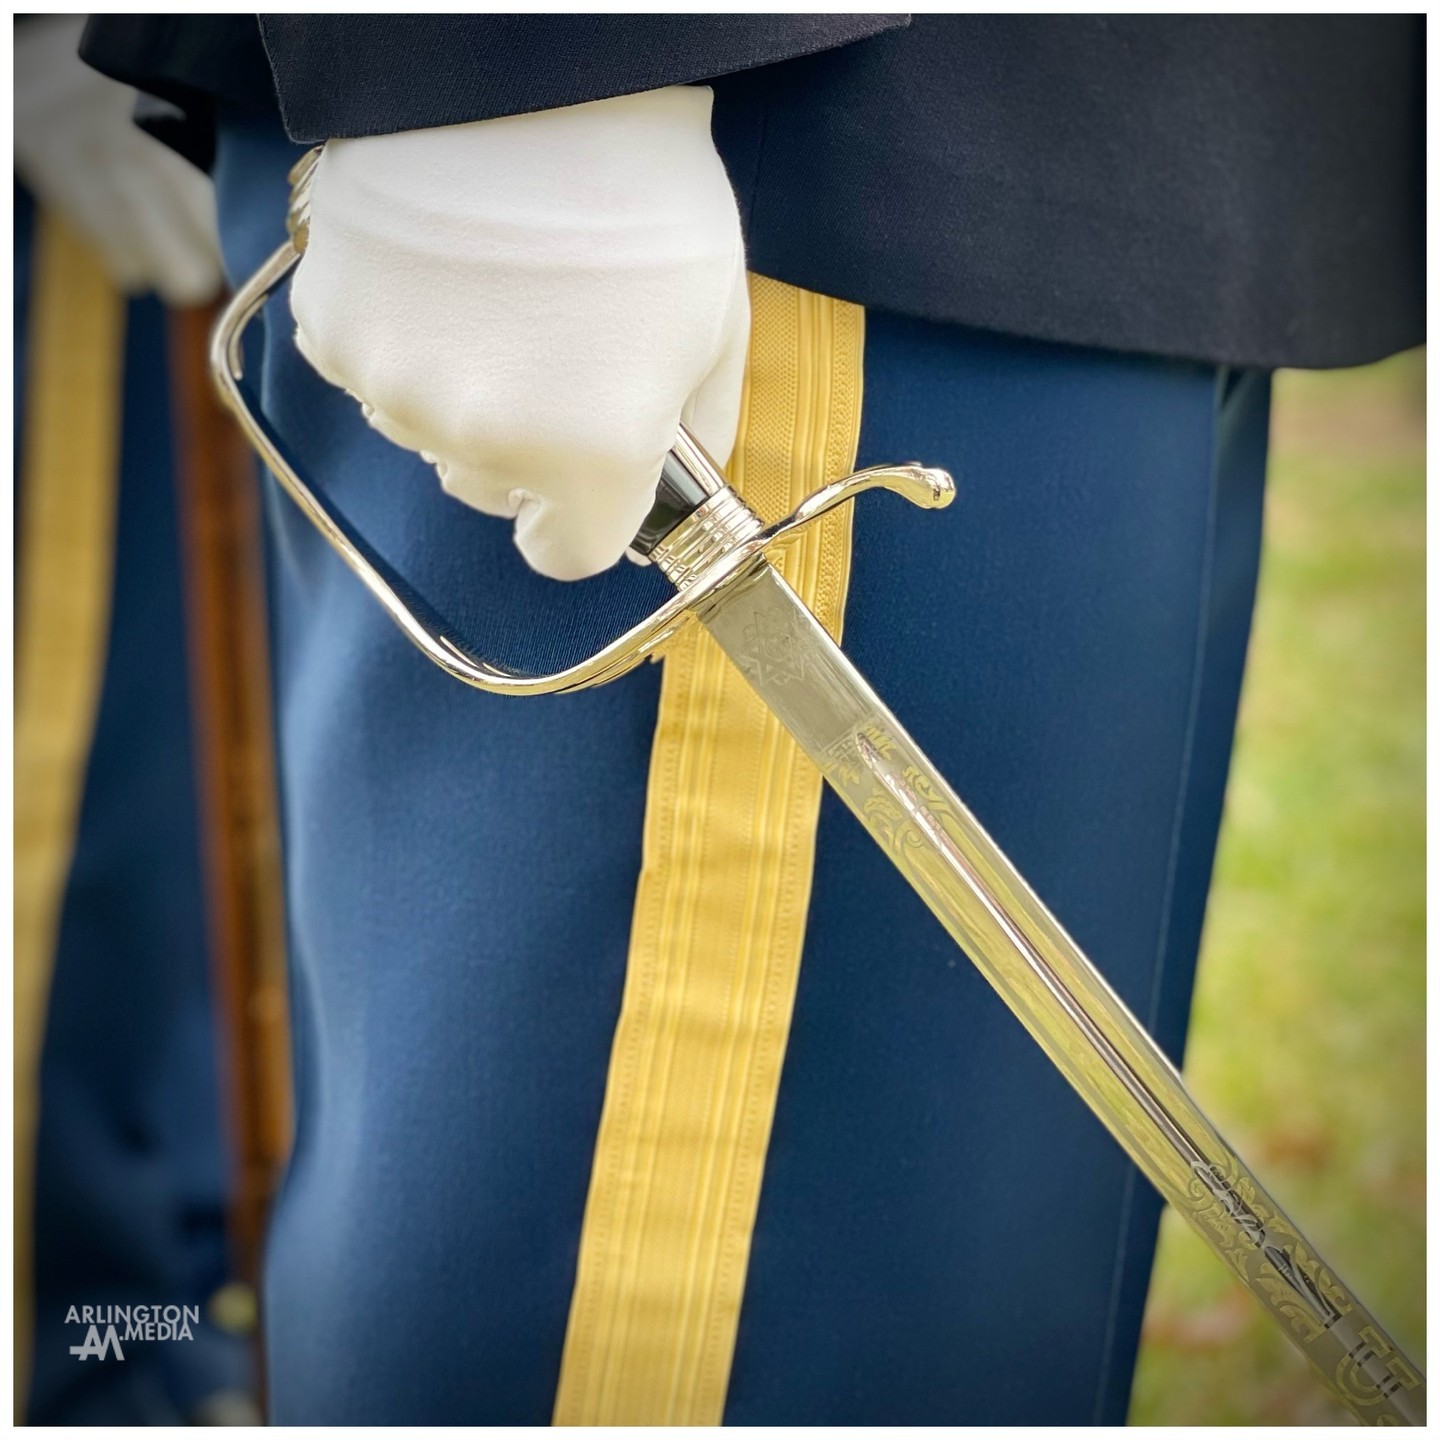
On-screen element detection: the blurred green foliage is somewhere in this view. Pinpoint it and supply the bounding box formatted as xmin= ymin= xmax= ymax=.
xmin=1130 ymin=351 xmax=1425 ymax=1425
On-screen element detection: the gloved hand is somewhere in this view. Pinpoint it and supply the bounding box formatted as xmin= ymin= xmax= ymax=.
xmin=14 ymin=15 xmax=224 ymax=306
xmin=290 ymin=86 xmax=750 ymax=581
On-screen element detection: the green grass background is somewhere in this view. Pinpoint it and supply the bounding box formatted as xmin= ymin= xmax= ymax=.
xmin=1129 ymin=351 xmax=1425 ymax=1425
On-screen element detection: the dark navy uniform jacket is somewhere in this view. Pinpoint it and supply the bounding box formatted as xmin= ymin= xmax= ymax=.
xmin=83 ymin=14 xmax=1422 ymax=370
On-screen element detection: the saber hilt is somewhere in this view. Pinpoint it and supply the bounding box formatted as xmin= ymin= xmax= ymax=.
xmin=213 ymin=152 xmax=953 ymax=697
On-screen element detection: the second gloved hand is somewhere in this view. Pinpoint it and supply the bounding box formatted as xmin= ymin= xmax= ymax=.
xmin=290 ymin=86 xmax=750 ymax=581
xmin=15 ymin=14 xmax=224 ymax=306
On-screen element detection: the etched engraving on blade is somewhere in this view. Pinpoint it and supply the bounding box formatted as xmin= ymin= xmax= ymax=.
xmin=1188 ymin=1161 xmax=1342 ymax=1333
xmin=700 ymin=563 xmax=865 ymax=754
xmin=740 ymin=607 xmax=810 ymax=685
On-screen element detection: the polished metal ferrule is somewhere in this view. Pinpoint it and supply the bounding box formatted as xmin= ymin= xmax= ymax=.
xmin=650 ymin=488 xmax=764 ymax=590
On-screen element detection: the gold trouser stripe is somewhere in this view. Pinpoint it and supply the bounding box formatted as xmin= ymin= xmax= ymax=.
xmin=14 ymin=214 xmax=126 ymax=1420
xmin=554 ymin=275 xmax=864 ymax=1425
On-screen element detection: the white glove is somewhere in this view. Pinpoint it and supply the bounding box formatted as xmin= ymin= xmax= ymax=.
xmin=290 ymin=86 xmax=750 ymax=581
xmin=14 ymin=15 xmax=223 ymax=307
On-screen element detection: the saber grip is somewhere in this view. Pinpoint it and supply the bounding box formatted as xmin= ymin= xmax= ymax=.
xmin=630 ymin=441 xmax=726 ymax=559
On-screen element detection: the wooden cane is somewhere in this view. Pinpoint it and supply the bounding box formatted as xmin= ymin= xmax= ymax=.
xmin=166 ymin=302 xmax=293 ymax=1403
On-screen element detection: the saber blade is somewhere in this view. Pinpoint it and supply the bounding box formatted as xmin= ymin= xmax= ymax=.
xmin=697 ymin=556 xmax=1423 ymax=1427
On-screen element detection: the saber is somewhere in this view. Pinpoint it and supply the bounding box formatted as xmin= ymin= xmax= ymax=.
xmin=212 ymin=147 xmax=1424 ymax=1426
